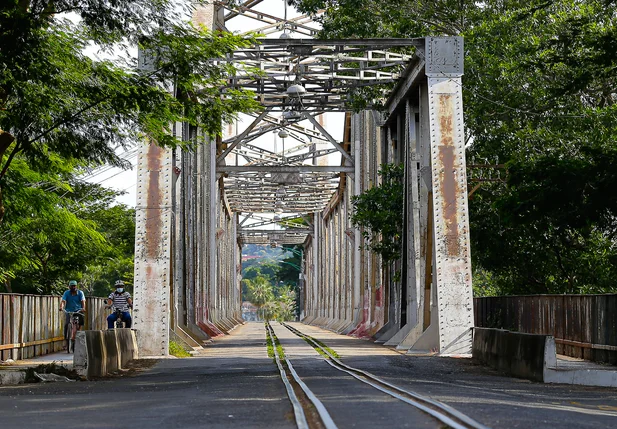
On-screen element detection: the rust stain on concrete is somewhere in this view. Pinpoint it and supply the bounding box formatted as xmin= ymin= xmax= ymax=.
xmin=143 ymin=265 xmax=156 ymax=317
xmin=438 ymin=94 xmax=461 ymax=257
xmin=146 ymin=144 xmax=163 ymax=260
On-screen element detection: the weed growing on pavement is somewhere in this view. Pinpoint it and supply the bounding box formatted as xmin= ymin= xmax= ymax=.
xmin=169 ymin=341 xmax=191 ymax=358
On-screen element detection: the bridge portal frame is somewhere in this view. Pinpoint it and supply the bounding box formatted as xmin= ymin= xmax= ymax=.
xmin=132 ymin=23 xmax=473 ymax=355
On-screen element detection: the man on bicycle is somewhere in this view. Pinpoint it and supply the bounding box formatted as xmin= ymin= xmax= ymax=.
xmin=59 ymin=280 xmax=86 ymax=349
xmin=106 ymin=280 xmax=133 ymax=329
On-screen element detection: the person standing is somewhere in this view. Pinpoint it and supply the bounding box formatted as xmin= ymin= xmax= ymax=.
xmin=59 ymin=280 xmax=86 ymax=349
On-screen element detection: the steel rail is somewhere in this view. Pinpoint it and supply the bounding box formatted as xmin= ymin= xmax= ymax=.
xmin=265 ymin=323 xmax=337 ymax=429
xmin=282 ymin=323 xmax=492 ymax=429
xmin=265 ymin=323 xmax=309 ymax=429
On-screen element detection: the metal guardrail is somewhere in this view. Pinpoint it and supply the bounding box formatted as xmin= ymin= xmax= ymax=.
xmin=0 ymin=293 xmax=107 ymax=361
xmin=474 ymin=294 xmax=617 ymax=365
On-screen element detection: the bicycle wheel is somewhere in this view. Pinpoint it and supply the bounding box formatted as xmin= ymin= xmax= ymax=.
xmin=69 ymin=319 xmax=78 ymax=353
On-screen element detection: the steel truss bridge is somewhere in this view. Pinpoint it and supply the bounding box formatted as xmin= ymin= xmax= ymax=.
xmin=132 ymin=1 xmax=473 ymax=356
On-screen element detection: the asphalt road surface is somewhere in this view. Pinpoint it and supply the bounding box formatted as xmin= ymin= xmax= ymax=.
xmin=1 ymin=322 xmax=616 ymax=429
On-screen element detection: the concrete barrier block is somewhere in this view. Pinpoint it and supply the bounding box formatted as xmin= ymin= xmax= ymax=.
xmin=73 ymin=331 xmax=88 ymax=377
xmin=473 ymin=328 xmax=548 ymax=382
xmin=103 ymin=330 xmax=120 ymax=374
xmin=84 ymin=330 xmax=107 ymax=378
xmin=509 ymin=332 xmax=546 ymax=381
xmin=115 ymin=329 xmax=138 ymax=368
xmin=71 ymin=329 xmax=140 ymax=379
xmin=130 ymin=330 xmax=139 ymax=360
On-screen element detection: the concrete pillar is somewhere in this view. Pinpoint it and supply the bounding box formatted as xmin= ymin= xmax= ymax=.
xmin=132 ymin=46 xmax=174 ymax=356
xmin=426 ymin=37 xmax=473 ymax=355
xmin=133 ymin=137 xmax=173 ymax=356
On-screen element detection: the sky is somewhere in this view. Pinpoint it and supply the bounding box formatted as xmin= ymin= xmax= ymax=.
xmin=87 ymin=0 xmax=343 ymax=208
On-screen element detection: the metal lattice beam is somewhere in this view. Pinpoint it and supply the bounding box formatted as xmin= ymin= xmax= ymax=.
xmin=220 ymin=38 xmax=421 ymax=112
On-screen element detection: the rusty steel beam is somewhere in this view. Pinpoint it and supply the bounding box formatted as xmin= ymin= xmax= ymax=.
xmin=425 ymin=37 xmax=473 ymax=354
xmin=133 ymin=140 xmax=173 ymax=356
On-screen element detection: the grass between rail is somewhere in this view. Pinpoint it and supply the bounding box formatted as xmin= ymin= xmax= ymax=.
xmin=265 ymin=322 xmax=286 ymax=363
xmin=266 ymin=328 xmax=275 ymax=360
xmin=265 ymin=322 xmax=326 ymax=429
xmin=302 ymin=336 xmax=340 ymax=359
xmin=282 ymin=324 xmax=341 ymax=359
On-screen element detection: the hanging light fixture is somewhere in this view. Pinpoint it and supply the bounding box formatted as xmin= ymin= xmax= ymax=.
xmin=286 ymin=84 xmax=306 ymax=97
xmin=278 ymin=129 xmax=289 ymax=139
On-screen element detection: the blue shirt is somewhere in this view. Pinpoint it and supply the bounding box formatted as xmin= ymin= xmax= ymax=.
xmin=62 ymin=290 xmax=85 ymax=312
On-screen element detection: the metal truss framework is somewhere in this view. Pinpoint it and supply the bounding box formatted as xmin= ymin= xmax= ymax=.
xmin=133 ymin=0 xmax=474 ymax=357
xmin=223 ymin=38 xmax=420 ymax=112
xmin=214 ymin=31 xmax=425 ymax=245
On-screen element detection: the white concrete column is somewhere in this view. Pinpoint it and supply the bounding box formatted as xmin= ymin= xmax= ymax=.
xmin=426 ymin=37 xmax=473 ymax=355
xmin=132 ymin=47 xmax=174 ymax=356
xmin=133 ymin=140 xmax=173 ymax=356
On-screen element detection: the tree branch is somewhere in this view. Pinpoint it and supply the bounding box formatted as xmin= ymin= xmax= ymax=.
xmin=0 ymin=140 xmax=21 ymax=181
xmin=23 ymin=64 xmax=169 ymax=150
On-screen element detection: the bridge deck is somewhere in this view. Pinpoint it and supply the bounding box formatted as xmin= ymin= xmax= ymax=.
xmin=1 ymin=323 xmax=617 ymax=428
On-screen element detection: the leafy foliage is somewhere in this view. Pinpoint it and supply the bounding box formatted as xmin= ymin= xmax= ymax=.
xmin=1 ymin=159 xmax=106 ymax=294
xmin=350 ymin=163 xmax=404 ymax=263
xmin=294 ymin=0 xmax=617 ymax=295
xmin=241 ymin=244 xmax=300 ymax=321
xmin=464 ymin=1 xmax=617 ymax=294
xmin=0 ymin=1 xmax=263 ymax=295
xmin=0 ymin=0 xmax=261 ymax=222
xmin=0 ymin=158 xmax=136 ymax=295
xmin=278 ymin=245 xmax=303 ymax=286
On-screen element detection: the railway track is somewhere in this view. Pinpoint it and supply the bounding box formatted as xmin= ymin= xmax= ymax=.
xmin=266 ymin=321 xmax=491 ymax=429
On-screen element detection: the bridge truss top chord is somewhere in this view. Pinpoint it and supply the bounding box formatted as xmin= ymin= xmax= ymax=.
xmin=209 ymin=2 xmax=432 ymax=246
xmin=215 ymin=34 xmax=425 ymax=226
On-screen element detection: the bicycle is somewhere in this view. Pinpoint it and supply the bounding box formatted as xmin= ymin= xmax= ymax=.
xmin=106 ymin=306 xmax=131 ymax=329
xmin=63 ymin=309 xmax=84 ymax=353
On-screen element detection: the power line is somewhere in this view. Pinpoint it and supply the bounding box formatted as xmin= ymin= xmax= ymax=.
xmin=441 ymin=73 xmax=588 ymax=119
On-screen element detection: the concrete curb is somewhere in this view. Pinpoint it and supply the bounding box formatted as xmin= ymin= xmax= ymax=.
xmin=0 ymin=367 xmax=26 ymax=385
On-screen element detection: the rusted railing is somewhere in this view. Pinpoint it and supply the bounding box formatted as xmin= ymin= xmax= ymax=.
xmin=0 ymin=293 xmax=107 ymax=361
xmin=474 ymin=294 xmax=617 ymax=365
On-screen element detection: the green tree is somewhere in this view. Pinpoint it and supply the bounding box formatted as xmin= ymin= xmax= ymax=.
xmin=244 ymin=275 xmax=275 ymax=320
xmin=0 ymin=154 xmax=140 ymax=295
xmin=350 ymin=163 xmax=404 ymax=263
xmin=0 ymin=159 xmax=110 ymax=294
xmin=464 ymin=2 xmax=617 ymax=294
xmin=78 ymin=190 xmax=136 ymax=297
xmin=293 ymin=0 xmax=617 ymax=295
xmin=275 ymin=286 xmax=297 ymax=322
xmin=0 ymin=0 xmax=260 ymax=222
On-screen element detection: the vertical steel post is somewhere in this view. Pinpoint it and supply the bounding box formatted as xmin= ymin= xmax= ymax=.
xmin=313 ymin=212 xmax=319 ymax=319
xmin=426 ymin=37 xmax=473 ymax=354
xmin=353 ymin=139 xmax=362 ymax=326
xmin=133 ymin=49 xmax=174 ymax=356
